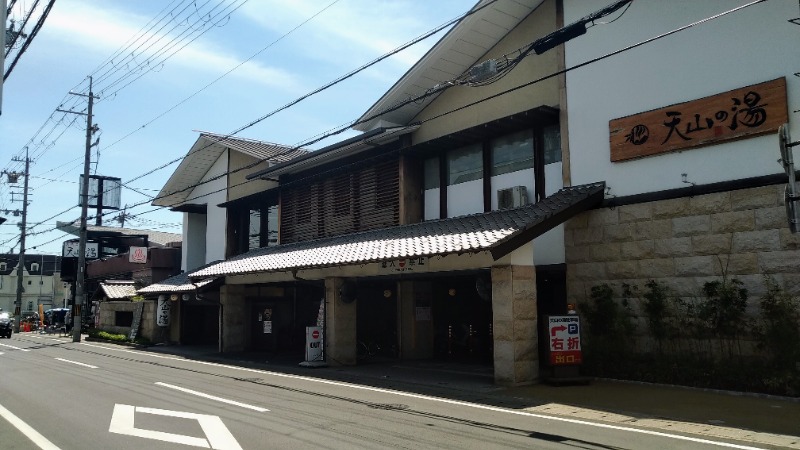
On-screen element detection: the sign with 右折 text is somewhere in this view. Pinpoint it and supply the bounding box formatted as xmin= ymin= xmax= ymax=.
xmin=548 ymin=315 xmax=582 ymax=366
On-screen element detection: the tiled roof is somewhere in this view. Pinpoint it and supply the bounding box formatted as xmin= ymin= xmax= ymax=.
xmin=190 ymin=182 xmax=605 ymax=278
xmin=56 ymin=222 xmax=181 ymax=247
xmin=154 ymin=132 xmax=309 ymax=207
xmin=198 ymin=132 xmax=309 ymax=163
xmin=99 ymin=280 xmax=138 ymax=299
xmin=137 ymin=268 xmax=219 ymax=295
xmin=355 ymin=0 xmax=544 ymax=131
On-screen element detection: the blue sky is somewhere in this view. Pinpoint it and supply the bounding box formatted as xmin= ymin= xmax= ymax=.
xmin=1 ymin=0 xmax=470 ymax=255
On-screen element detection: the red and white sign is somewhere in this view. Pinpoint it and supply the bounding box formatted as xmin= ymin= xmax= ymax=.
xmin=548 ymin=315 xmax=582 ymax=366
xmin=129 ymin=246 xmax=147 ymax=264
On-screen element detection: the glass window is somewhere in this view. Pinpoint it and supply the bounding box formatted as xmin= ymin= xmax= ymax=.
xmin=447 ymin=143 xmax=482 ymax=185
xmin=248 ymin=209 xmax=261 ymax=250
xmin=543 ymin=124 xmax=562 ymax=164
xmin=491 ymin=129 xmax=534 ymax=176
xmin=423 ymin=157 xmax=440 ymax=190
xmin=265 ymin=205 xmax=279 ymax=246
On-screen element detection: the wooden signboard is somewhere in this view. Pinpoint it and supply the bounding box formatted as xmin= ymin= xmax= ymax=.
xmin=609 ymin=78 xmax=787 ymax=162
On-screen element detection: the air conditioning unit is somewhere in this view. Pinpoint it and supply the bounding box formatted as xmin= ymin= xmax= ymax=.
xmin=497 ymin=186 xmax=529 ymax=209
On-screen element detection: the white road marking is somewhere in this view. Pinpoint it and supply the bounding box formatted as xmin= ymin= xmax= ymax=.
xmin=55 ymin=358 xmax=98 ymax=369
xmin=0 ymin=402 xmax=62 ymax=450
xmin=155 ymin=382 xmax=269 ymax=412
xmin=82 ymin=343 xmax=763 ymax=450
xmin=0 ymin=342 xmax=30 ymax=351
xmin=109 ymin=404 xmax=243 ymax=450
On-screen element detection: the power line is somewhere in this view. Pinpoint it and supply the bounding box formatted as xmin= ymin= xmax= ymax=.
xmin=3 ymin=0 xmax=57 ymax=80
xmin=103 ymin=0 xmax=343 ymax=152
xmin=20 ymin=0 xmax=763 ymax=251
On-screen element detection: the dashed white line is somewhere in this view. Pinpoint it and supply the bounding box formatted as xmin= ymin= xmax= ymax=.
xmin=55 ymin=358 xmax=98 ymax=369
xmin=0 ymin=342 xmax=30 ymax=352
xmin=155 ymin=382 xmax=269 ymax=412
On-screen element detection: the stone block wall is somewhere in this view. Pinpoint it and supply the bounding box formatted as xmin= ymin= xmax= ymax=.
xmin=565 ymin=184 xmax=800 ymax=313
xmin=98 ymin=301 xmax=158 ymax=341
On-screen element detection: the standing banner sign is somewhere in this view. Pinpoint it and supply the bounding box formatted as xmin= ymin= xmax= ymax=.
xmin=548 ymin=315 xmax=582 ymax=365
xmin=305 ymin=326 xmax=323 ymax=362
xmin=157 ymin=297 xmax=171 ymax=327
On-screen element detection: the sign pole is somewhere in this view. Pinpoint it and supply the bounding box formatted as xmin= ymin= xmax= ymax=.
xmin=73 ymin=77 xmax=98 ymax=342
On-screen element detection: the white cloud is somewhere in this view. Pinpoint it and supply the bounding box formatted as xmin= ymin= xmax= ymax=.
xmin=239 ymin=0 xmax=454 ymax=68
xmin=41 ymin=1 xmax=303 ymax=92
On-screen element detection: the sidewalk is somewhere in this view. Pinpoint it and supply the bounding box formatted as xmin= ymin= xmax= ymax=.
xmin=144 ymin=345 xmax=800 ymax=449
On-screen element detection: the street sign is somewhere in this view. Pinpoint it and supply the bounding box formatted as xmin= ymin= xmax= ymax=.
xmin=548 ymin=315 xmax=582 ymax=365
xmin=305 ymin=326 xmax=323 ymax=362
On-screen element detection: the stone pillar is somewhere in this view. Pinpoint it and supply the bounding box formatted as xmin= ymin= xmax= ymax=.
xmin=325 ymin=277 xmax=357 ymax=365
xmin=491 ymin=264 xmax=538 ymax=386
xmin=398 ymin=280 xmax=434 ymax=359
xmin=220 ymin=284 xmax=247 ymax=352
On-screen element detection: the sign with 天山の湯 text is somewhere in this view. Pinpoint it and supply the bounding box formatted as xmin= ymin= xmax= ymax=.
xmin=609 ymin=78 xmax=787 ymax=162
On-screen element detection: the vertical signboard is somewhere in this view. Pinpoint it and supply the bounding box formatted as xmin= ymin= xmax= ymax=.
xmin=548 ymin=315 xmax=582 ymax=365
xmin=305 ymin=326 xmax=323 ymax=362
xmin=129 ymin=302 xmax=145 ymax=340
xmin=157 ymin=297 xmax=171 ymax=327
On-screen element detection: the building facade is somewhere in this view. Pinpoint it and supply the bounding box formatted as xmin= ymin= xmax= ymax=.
xmin=0 ymin=254 xmax=66 ymax=315
xmin=145 ymin=0 xmax=799 ymax=387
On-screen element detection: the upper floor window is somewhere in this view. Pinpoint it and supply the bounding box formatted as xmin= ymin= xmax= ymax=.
xmin=31 ymin=262 xmax=40 ymax=272
xmin=241 ymin=202 xmax=279 ymax=253
xmin=543 ymin=124 xmax=562 ymax=164
xmin=491 ymin=129 xmax=534 ymax=176
xmin=423 ymin=157 xmax=440 ymax=190
xmin=447 ymin=143 xmax=482 ymax=185
xmin=248 ymin=208 xmax=262 ymax=250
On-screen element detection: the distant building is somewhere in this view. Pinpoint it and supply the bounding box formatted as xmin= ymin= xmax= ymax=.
xmin=0 ymin=254 xmax=66 ymax=314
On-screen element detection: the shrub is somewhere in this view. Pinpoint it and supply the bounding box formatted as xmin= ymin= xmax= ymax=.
xmin=752 ymin=275 xmax=800 ymax=371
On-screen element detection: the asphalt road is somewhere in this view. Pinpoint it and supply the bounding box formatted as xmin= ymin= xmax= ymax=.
xmin=0 ymin=334 xmax=771 ymax=450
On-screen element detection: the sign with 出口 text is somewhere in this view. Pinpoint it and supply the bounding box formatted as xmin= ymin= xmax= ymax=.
xmin=548 ymin=315 xmax=582 ymax=366
xmin=609 ymin=78 xmax=787 ymax=162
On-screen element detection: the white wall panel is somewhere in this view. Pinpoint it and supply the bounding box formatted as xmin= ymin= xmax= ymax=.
xmin=564 ymin=0 xmax=799 ymax=197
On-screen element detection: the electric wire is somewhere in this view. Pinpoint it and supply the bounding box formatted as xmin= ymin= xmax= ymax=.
xmin=3 ymin=0 xmax=56 ymax=81
xmin=19 ymin=0 xmax=763 ymax=251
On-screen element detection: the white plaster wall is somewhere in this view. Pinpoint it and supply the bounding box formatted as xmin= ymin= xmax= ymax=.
xmin=533 ymin=226 xmax=564 ymax=265
xmin=544 ymin=162 xmax=563 ymax=197
xmin=182 ymin=212 xmax=206 ymax=272
xmin=424 ymin=188 xmax=440 ymax=221
xmin=186 ymin=150 xmax=228 ymax=265
xmin=564 ymin=0 xmax=800 ymax=196
xmin=447 ymin=179 xmax=483 ymax=217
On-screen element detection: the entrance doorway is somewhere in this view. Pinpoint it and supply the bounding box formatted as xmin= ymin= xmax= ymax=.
xmin=536 ymin=264 xmax=567 ymax=372
xmin=356 ymin=281 xmax=398 ymax=360
xmin=181 ymin=304 xmax=218 ymax=345
xmin=431 ymin=274 xmax=493 ymax=364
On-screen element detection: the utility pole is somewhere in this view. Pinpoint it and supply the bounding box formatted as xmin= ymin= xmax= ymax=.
xmin=58 ymin=76 xmax=99 ymax=342
xmin=12 ymin=148 xmax=30 ymax=333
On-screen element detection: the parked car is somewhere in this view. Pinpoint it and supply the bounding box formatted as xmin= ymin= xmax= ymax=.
xmin=0 ymin=312 xmax=13 ymax=338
